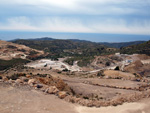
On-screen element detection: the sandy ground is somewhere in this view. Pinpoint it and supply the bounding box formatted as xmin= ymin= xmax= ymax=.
xmin=0 ymin=83 xmax=150 ymax=113
xmin=0 ymin=83 xmax=78 ymax=113
xmin=76 ymin=101 xmax=149 ymax=113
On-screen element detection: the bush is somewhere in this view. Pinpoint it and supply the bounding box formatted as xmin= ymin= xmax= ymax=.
xmin=62 ymin=68 xmax=69 ymax=72
xmin=105 ymin=62 xmax=111 ymax=66
xmin=83 ymin=96 xmax=89 ymax=100
xmin=97 ymin=70 xmax=105 ymax=77
xmin=57 ymin=71 xmax=62 ymax=74
xmin=8 ymin=74 xmax=19 ymax=80
xmin=8 ymin=73 xmax=26 ymax=80
xmin=0 ymin=58 xmax=29 ymax=71
xmin=114 ymin=66 xmax=120 ymax=70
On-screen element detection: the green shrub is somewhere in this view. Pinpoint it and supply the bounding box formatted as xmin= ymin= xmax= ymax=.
xmin=62 ymin=68 xmax=69 ymax=72
xmin=114 ymin=66 xmax=120 ymax=70
xmin=0 ymin=58 xmax=29 ymax=71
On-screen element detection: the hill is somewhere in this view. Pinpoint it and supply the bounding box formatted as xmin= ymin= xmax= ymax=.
xmin=11 ymin=39 xmax=118 ymax=66
xmin=11 ymin=38 xmax=117 ymax=55
xmin=0 ymin=40 xmax=44 ymax=70
xmin=28 ymin=37 xmax=54 ymax=41
xmin=120 ymin=40 xmax=150 ymax=55
xmin=100 ymin=41 xmax=146 ymax=48
xmin=11 ymin=37 xmax=146 ymax=48
xmin=0 ymin=40 xmax=44 ymax=60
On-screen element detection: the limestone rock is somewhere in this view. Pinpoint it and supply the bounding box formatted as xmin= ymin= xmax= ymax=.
xmin=58 ymin=91 xmax=67 ymax=99
xmin=26 ymin=75 xmax=31 ymax=78
xmin=15 ymin=79 xmax=23 ymax=84
xmin=28 ymin=79 xmax=36 ymax=86
xmin=46 ymin=86 xmax=59 ymax=94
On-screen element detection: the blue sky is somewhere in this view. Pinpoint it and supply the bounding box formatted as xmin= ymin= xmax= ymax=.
xmin=0 ymin=0 xmax=150 ymax=35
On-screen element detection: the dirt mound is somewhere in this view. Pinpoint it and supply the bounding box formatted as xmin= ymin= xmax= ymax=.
xmin=124 ymin=60 xmax=150 ymax=77
xmin=103 ymin=70 xmax=135 ymax=79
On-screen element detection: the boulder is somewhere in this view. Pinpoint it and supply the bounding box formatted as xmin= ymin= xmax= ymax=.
xmin=46 ymin=86 xmax=59 ymax=94
xmin=3 ymin=77 xmax=8 ymax=81
xmin=26 ymin=75 xmax=31 ymax=78
xmin=21 ymin=77 xmax=29 ymax=82
xmin=58 ymin=91 xmax=67 ymax=99
xmin=15 ymin=79 xmax=23 ymax=84
xmin=36 ymin=84 xmax=43 ymax=88
xmin=28 ymin=79 xmax=36 ymax=86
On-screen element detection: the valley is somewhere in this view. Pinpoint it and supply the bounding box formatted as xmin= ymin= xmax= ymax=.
xmin=0 ymin=39 xmax=150 ymax=113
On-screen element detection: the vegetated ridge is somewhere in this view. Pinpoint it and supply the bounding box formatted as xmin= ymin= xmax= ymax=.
xmin=12 ymin=38 xmax=118 ymax=67
xmin=120 ymin=40 xmax=150 ymax=55
xmin=99 ymin=41 xmax=146 ymax=48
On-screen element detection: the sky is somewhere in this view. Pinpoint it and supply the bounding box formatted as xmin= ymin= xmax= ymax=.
xmin=0 ymin=0 xmax=150 ymax=41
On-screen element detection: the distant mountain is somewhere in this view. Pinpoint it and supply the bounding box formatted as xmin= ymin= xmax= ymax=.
xmin=9 ymin=37 xmax=55 ymax=42
xmin=99 ymin=41 xmax=146 ymax=48
xmin=68 ymin=39 xmax=91 ymax=43
xmin=11 ymin=39 xmax=106 ymax=52
xmin=120 ymin=40 xmax=150 ymax=55
xmin=11 ymin=38 xmax=146 ymax=48
xmin=28 ymin=37 xmax=54 ymax=41
xmin=24 ymin=37 xmax=89 ymax=42
xmin=10 ymin=38 xmax=146 ymax=48
xmin=12 ymin=38 xmax=117 ymax=56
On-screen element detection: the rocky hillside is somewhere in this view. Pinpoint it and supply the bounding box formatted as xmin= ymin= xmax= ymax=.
xmin=0 ymin=40 xmax=44 ymax=60
xmin=12 ymin=39 xmax=118 ymax=66
xmin=0 ymin=40 xmax=45 ymax=70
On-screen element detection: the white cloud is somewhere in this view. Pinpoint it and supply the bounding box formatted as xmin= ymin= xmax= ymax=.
xmin=0 ymin=16 xmax=150 ymax=35
xmin=0 ymin=0 xmax=150 ymax=35
xmin=0 ymin=17 xmax=37 ymax=31
xmin=0 ymin=0 xmax=77 ymax=9
xmin=0 ymin=17 xmax=93 ymax=32
xmin=1 ymin=0 xmax=149 ymax=15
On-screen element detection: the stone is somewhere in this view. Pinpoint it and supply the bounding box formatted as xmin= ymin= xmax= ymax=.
xmin=21 ymin=77 xmax=29 ymax=82
xmin=8 ymin=79 xmax=15 ymax=83
xmin=28 ymin=79 xmax=36 ymax=86
xmin=3 ymin=77 xmax=8 ymax=81
xmin=47 ymin=86 xmax=59 ymax=94
xmin=36 ymin=84 xmax=43 ymax=88
xmin=26 ymin=75 xmax=31 ymax=78
xmin=15 ymin=79 xmax=23 ymax=84
xmin=58 ymin=91 xmax=67 ymax=99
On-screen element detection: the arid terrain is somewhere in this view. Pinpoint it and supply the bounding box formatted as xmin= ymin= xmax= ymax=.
xmin=0 ymin=40 xmax=44 ymax=60
xmin=1 ymin=82 xmax=150 ymax=113
xmin=0 ymin=40 xmax=150 ymax=113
